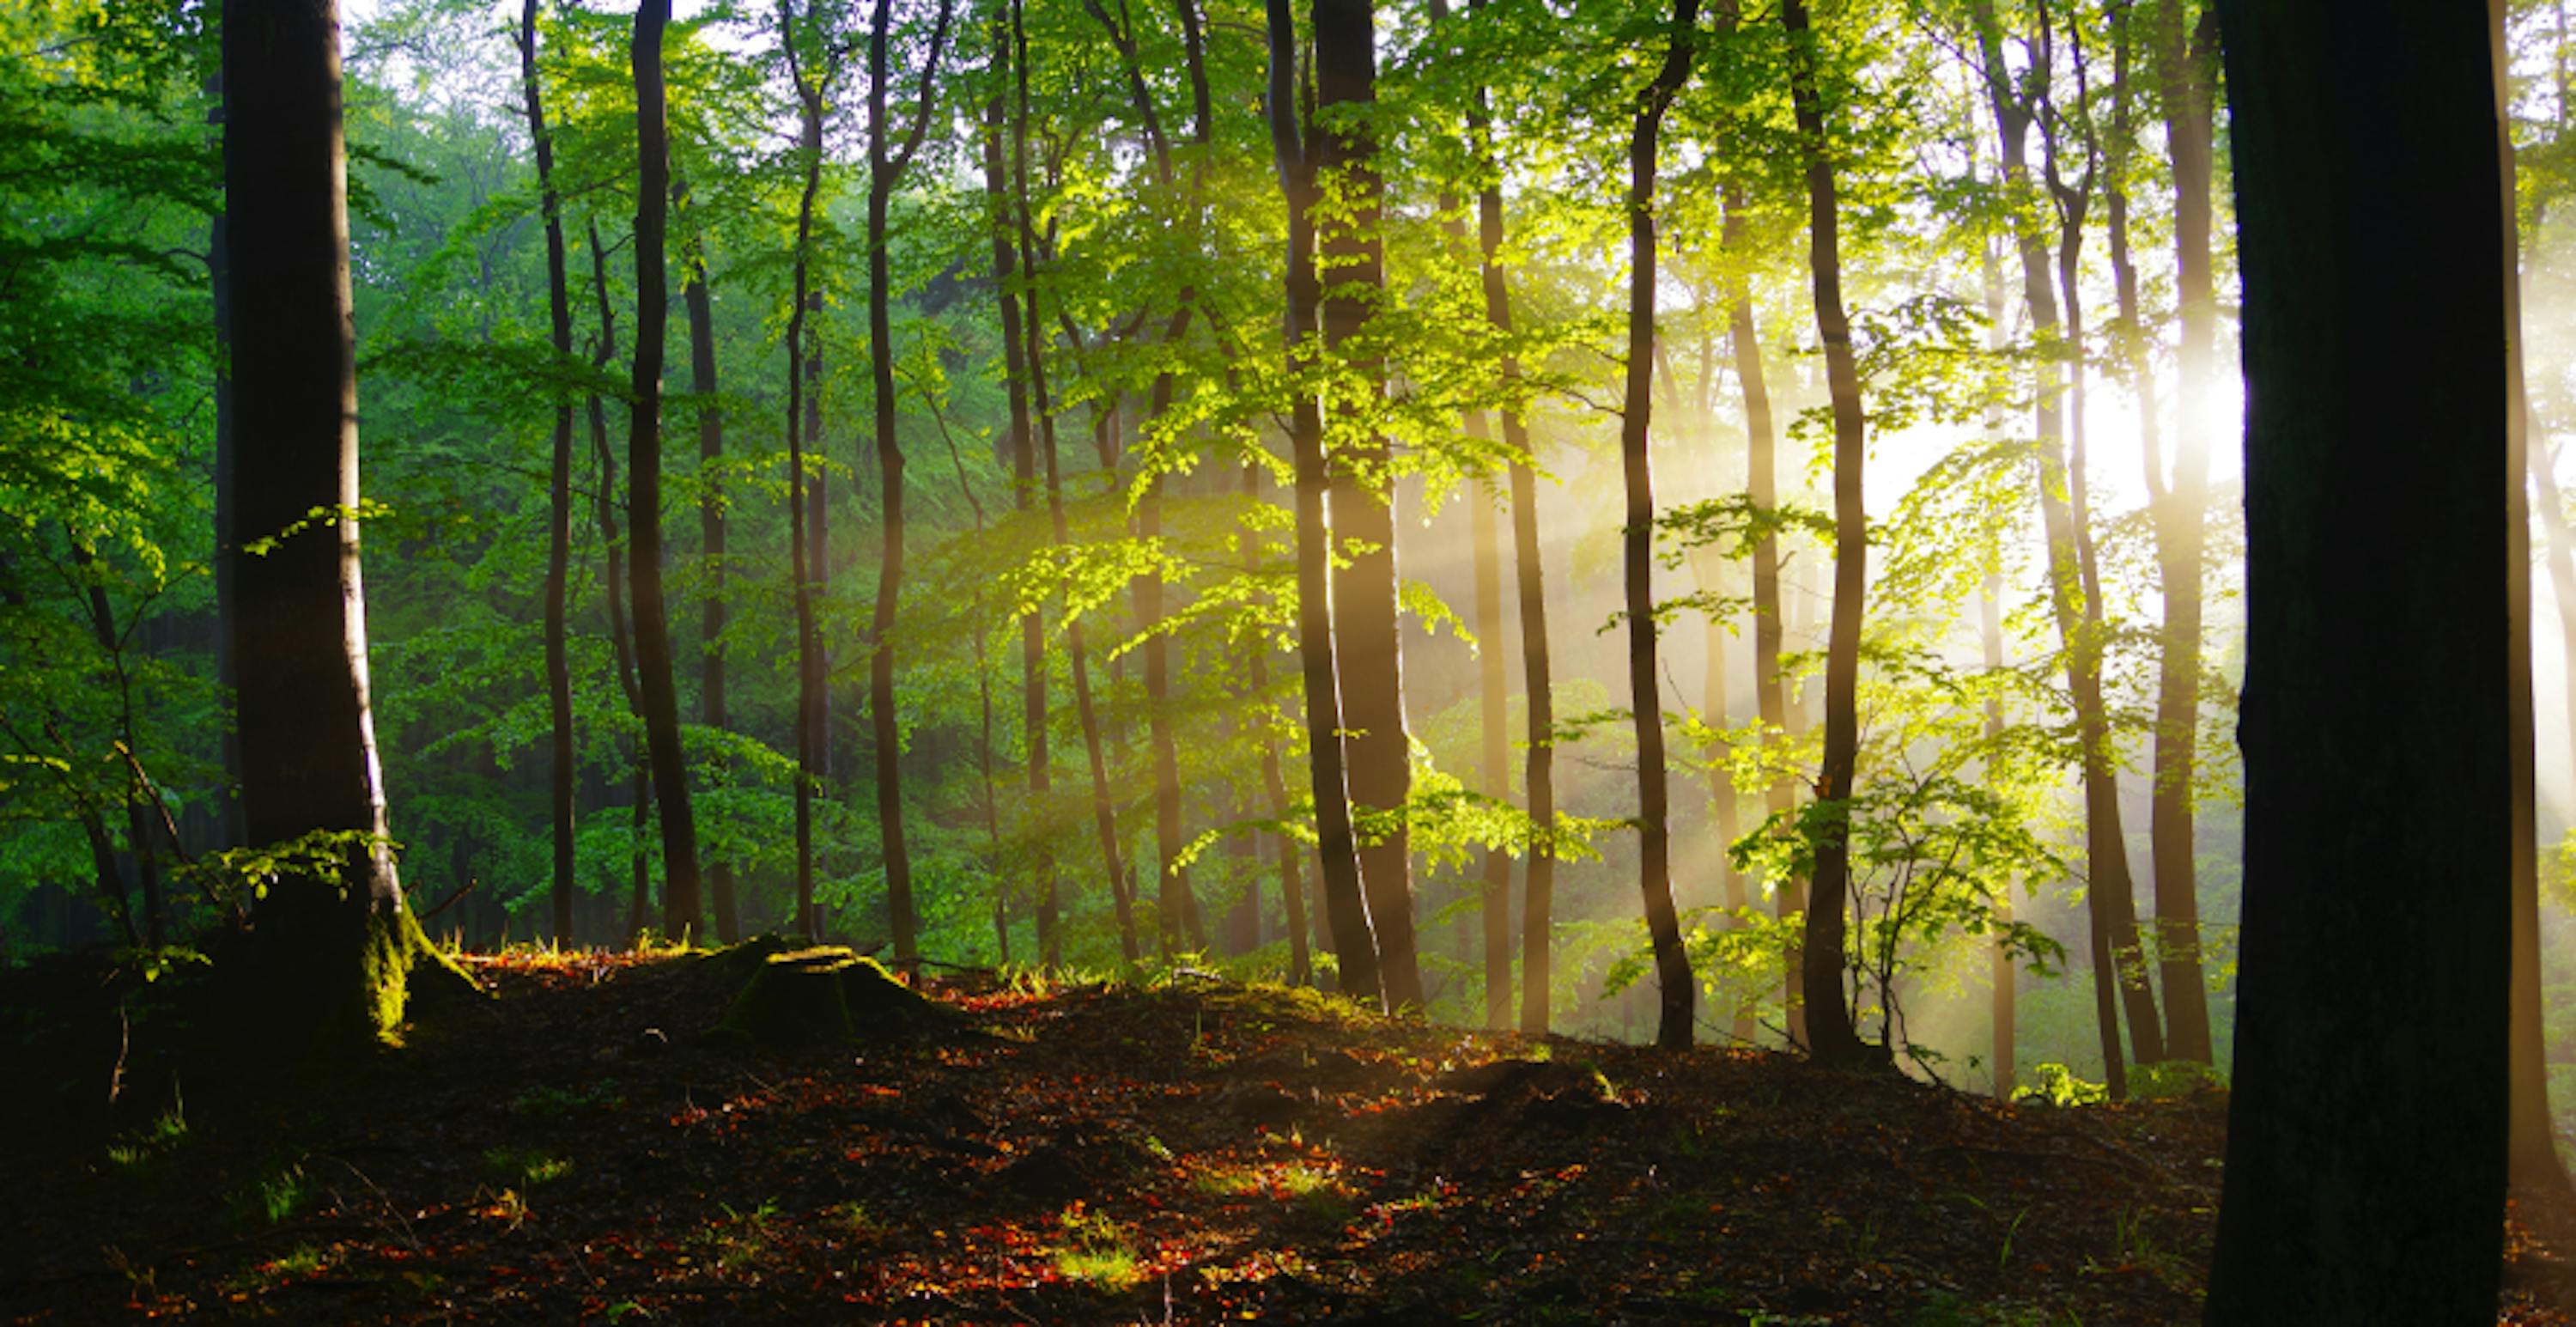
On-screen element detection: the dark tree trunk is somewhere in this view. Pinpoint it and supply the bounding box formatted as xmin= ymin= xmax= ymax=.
xmin=1312 ymin=0 xmax=1418 ymax=1009
xmin=983 ymin=14 xmax=1056 ymax=964
xmin=677 ymin=187 xmax=737 ymax=944
xmin=783 ymin=16 xmax=829 ymax=944
xmin=1245 ymin=460 xmax=1312 ymax=985
xmin=1724 ymin=186 xmax=1800 ymax=1049
xmin=2145 ymin=0 xmax=2218 ymax=1068
xmin=1981 ymin=238 xmax=2016 ymax=1100
xmin=222 ymin=0 xmax=442 ymax=1046
xmin=2202 ymin=1 xmax=2510 ymax=1318
xmin=519 ymin=0 xmax=579 ymax=950
xmin=1266 ymin=0 xmax=1382 ymax=1004
xmin=585 ymin=224 xmax=652 ymax=941
xmin=863 ymin=0 xmax=953 ymax=966
xmin=1466 ymin=0 xmax=1556 ymax=1034
xmin=1783 ymin=0 xmax=1868 ymax=1067
xmin=1617 ymin=0 xmax=1698 ymax=1050
xmin=1971 ymin=2 xmax=2157 ymax=1089
xmin=628 ymin=0 xmax=703 ymax=940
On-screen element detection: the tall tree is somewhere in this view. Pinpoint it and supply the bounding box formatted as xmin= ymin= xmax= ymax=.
xmin=223 ymin=0 xmax=453 ymax=1045
xmin=1782 ymin=0 xmax=1868 ymax=1068
xmin=1462 ymin=0 xmax=1558 ymax=1036
xmin=2142 ymin=0 xmax=2218 ymax=1067
xmin=1616 ymin=0 xmax=1700 ymax=1051
xmin=628 ymin=0 xmax=704 ymax=940
xmin=1313 ymin=0 xmax=1421 ymax=1008
xmin=781 ymin=0 xmax=834 ymax=941
xmin=676 ymin=187 xmax=738 ymax=945
xmin=518 ymin=0 xmax=579 ymax=950
xmin=1267 ymin=0 xmax=1382 ymax=1005
xmin=2202 ymin=1 xmax=2509 ymax=1318
xmin=863 ymin=0 xmax=954 ymax=966
xmin=1970 ymin=0 xmax=2160 ymax=1089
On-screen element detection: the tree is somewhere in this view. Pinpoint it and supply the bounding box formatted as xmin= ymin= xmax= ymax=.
xmin=1615 ymin=0 xmax=1700 ymax=1051
xmin=1781 ymin=0 xmax=1870 ymax=1068
xmin=2202 ymin=1 xmax=2509 ymax=1318
xmin=1314 ymin=0 xmax=1421 ymax=1009
xmin=517 ymin=0 xmax=579 ymax=950
xmin=1267 ymin=0 xmax=1382 ymax=1005
xmin=628 ymin=0 xmax=703 ymax=941
xmin=223 ymin=0 xmax=457 ymax=1046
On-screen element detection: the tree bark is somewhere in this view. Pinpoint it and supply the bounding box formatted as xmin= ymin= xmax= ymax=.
xmin=628 ymin=0 xmax=703 ymax=940
xmin=1618 ymin=0 xmax=1699 ymax=1051
xmin=782 ymin=12 xmax=829 ymax=943
xmin=1721 ymin=187 xmax=1798 ymax=1049
xmin=864 ymin=0 xmax=952 ymax=966
xmin=1266 ymin=0 xmax=1382 ymax=1004
xmin=1312 ymin=0 xmax=1419 ymax=1009
xmin=677 ymin=188 xmax=737 ymax=944
xmin=2145 ymin=0 xmax=2218 ymax=1068
xmin=223 ymin=0 xmax=443 ymax=1048
xmin=2203 ymin=1 xmax=2510 ymax=1316
xmin=983 ymin=14 xmax=1056 ymax=965
xmin=519 ymin=0 xmax=579 ymax=950
xmin=1783 ymin=0 xmax=1868 ymax=1067
xmin=585 ymin=224 xmax=653 ymax=941
xmin=1245 ymin=459 xmax=1313 ymax=984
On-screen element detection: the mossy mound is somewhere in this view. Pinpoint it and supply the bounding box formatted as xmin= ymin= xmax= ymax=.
xmin=716 ymin=947 xmax=957 ymax=1048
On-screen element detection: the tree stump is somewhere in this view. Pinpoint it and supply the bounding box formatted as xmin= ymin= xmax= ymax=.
xmin=717 ymin=946 xmax=951 ymax=1047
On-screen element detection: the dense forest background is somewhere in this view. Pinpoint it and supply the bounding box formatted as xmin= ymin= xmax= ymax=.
xmin=11 ymin=0 xmax=2576 ymax=1111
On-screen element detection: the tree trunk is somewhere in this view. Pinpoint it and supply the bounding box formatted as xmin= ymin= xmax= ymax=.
xmin=677 ymin=191 xmax=737 ymax=944
xmin=983 ymin=15 xmax=1056 ymax=965
xmin=864 ymin=0 xmax=952 ymax=966
xmin=1723 ymin=186 xmax=1800 ymax=1050
xmin=1971 ymin=3 xmax=2156 ymax=1089
xmin=1981 ymin=234 xmax=2016 ymax=1101
xmin=519 ymin=0 xmax=579 ymax=951
xmin=207 ymin=67 xmax=244 ymax=853
xmin=1266 ymin=0 xmax=1382 ymax=1004
xmin=2203 ymin=1 xmax=2509 ymax=1317
xmin=1617 ymin=0 xmax=1698 ymax=1051
xmin=1312 ymin=0 xmax=1419 ymax=1009
xmin=1783 ymin=0 xmax=1868 ymax=1068
xmin=784 ymin=23 xmax=828 ymax=944
xmin=585 ymin=224 xmax=652 ymax=942
xmin=1246 ymin=459 xmax=1312 ymax=985
xmin=1464 ymin=0 xmax=1556 ymax=1034
xmin=2145 ymin=0 xmax=2217 ymax=1068
xmin=222 ymin=0 xmax=446 ymax=1048
xmin=628 ymin=0 xmax=703 ymax=941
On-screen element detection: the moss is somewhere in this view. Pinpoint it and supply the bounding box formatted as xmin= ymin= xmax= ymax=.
xmin=716 ymin=947 xmax=954 ymax=1047
xmin=359 ymin=899 xmax=485 ymax=1044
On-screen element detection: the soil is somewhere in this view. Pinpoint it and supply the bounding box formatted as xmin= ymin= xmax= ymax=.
xmin=2 ymin=947 xmax=2571 ymax=1324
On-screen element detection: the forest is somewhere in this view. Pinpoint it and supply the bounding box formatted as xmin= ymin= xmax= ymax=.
xmin=0 ymin=0 xmax=2567 ymax=1318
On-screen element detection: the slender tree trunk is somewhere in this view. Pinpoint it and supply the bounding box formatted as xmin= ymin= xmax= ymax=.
xmin=1313 ymin=0 xmax=1419 ymax=1009
xmin=628 ymin=0 xmax=702 ymax=940
xmin=783 ymin=25 xmax=828 ymax=943
xmin=223 ymin=0 xmax=441 ymax=1047
xmin=1971 ymin=4 xmax=2153 ymax=1089
xmin=677 ymin=192 xmax=737 ymax=944
xmin=1266 ymin=0 xmax=1382 ymax=1004
xmin=586 ymin=224 xmax=653 ymax=941
xmin=2204 ymin=2 xmax=2508 ymax=1316
xmin=1701 ymin=586 xmax=1751 ymax=1043
xmin=1783 ymin=0 xmax=1868 ymax=1067
xmin=1463 ymin=0 xmax=1557 ymax=1033
xmin=983 ymin=19 xmax=1056 ymax=964
xmin=1617 ymin=0 xmax=1699 ymax=1050
xmin=1245 ymin=460 xmax=1313 ymax=984
xmin=1144 ymin=307 xmax=1200 ymax=957
xmin=520 ymin=0 xmax=579 ymax=950
xmin=1982 ymin=234 xmax=2016 ymax=1101
xmin=864 ymin=0 xmax=953 ymax=966
xmin=1722 ymin=187 xmax=1800 ymax=1049
xmin=2148 ymin=0 xmax=2218 ymax=1068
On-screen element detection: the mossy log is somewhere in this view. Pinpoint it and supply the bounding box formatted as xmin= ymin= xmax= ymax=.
xmin=717 ymin=947 xmax=953 ymax=1047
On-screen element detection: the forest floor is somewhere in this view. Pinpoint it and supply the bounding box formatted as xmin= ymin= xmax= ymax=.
xmin=3 ymin=945 xmax=2573 ymax=1325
